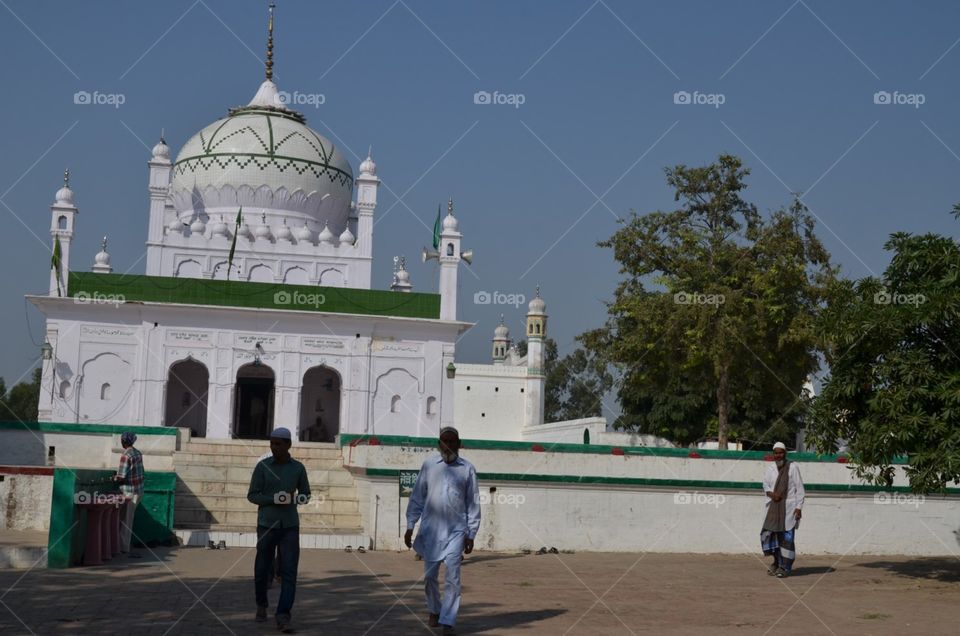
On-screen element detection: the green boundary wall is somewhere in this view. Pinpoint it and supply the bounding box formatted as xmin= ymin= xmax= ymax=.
xmin=0 ymin=421 xmax=177 ymax=435
xmin=68 ymin=272 xmax=441 ymax=319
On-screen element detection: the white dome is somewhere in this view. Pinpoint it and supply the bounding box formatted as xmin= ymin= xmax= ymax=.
xmin=296 ymin=223 xmax=313 ymax=242
xmin=152 ymin=139 xmax=170 ymax=161
xmin=338 ymin=225 xmax=355 ymax=245
xmin=359 ymin=153 xmax=376 ymax=176
xmin=494 ymin=323 xmax=509 ymax=338
xmin=528 ymin=292 xmax=546 ymax=314
xmin=276 ymin=219 xmax=293 ymax=241
xmin=211 ymin=216 xmax=229 ymax=237
xmin=190 ymin=216 xmax=206 ymax=234
xmin=254 ymin=219 xmax=272 ymax=239
xmin=442 ymin=213 xmax=458 ymax=231
xmin=169 ymin=87 xmax=354 ymax=232
xmin=318 ymin=222 xmax=335 ymax=245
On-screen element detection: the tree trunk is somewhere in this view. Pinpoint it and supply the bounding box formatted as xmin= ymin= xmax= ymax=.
xmin=717 ymin=362 xmax=730 ymax=450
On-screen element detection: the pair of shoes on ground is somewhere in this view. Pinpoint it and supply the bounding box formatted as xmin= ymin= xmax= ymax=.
xmin=767 ymin=564 xmax=790 ymax=578
xmin=206 ymin=540 xmax=227 ymax=550
xmin=428 ymin=613 xmax=456 ymax=634
xmin=256 ymin=608 xmax=293 ymax=632
xmin=535 ymin=546 xmax=559 ymax=555
xmin=344 ymin=545 xmax=366 ymax=553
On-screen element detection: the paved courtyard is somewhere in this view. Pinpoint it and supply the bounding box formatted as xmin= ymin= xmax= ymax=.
xmin=0 ymin=546 xmax=957 ymax=635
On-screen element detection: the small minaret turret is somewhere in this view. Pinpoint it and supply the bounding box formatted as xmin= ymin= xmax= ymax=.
xmin=49 ymin=169 xmax=78 ymax=296
xmin=92 ymin=236 xmax=112 ymax=273
xmin=523 ymin=287 xmax=548 ymax=427
xmin=492 ymin=314 xmax=510 ymax=365
xmin=390 ymin=256 xmax=413 ymax=292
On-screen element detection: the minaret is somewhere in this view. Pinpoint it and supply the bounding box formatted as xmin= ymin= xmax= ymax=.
xmin=524 ymin=287 xmax=548 ymax=427
xmin=49 ymin=170 xmax=78 ymax=296
xmin=146 ymin=133 xmax=172 ymax=274
xmin=438 ymin=198 xmax=462 ymax=321
xmin=355 ymin=148 xmax=378 ymax=266
xmin=492 ymin=314 xmax=510 ymax=365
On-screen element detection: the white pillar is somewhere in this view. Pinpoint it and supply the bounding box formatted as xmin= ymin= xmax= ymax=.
xmin=49 ymin=170 xmax=77 ymax=297
xmin=146 ymin=138 xmax=173 ymax=275
xmin=438 ymin=199 xmax=462 ymax=321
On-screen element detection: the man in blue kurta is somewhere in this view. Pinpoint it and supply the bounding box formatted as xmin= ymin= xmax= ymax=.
xmin=405 ymin=427 xmax=481 ymax=635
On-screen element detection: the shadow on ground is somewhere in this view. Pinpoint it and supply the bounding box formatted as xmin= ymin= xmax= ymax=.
xmin=856 ymin=558 xmax=960 ymax=583
xmin=0 ymin=551 xmax=565 ymax=635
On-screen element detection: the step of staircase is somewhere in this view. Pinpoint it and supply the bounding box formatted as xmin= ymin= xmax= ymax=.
xmin=174 ymin=526 xmax=368 ymax=550
xmin=172 ymin=438 xmax=367 ymax=548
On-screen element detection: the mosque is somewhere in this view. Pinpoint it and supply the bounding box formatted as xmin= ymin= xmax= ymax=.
xmin=27 ymin=6 xmax=552 ymax=444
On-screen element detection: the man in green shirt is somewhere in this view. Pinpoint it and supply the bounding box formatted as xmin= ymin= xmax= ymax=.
xmin=248 ymin=427 xmax=310 ymax=633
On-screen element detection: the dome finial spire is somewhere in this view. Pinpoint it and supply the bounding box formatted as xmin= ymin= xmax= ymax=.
xmin=447 ymin=197 xmax=454 ymax=215
xmin=265 ymin=3 xmax=275 ymax=81
xmin=63 ymin=168 xmax=70 ymax=188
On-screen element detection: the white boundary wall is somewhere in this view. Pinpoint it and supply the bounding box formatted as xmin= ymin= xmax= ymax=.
xmin=345 ymin=443 xmax=960 ymax=555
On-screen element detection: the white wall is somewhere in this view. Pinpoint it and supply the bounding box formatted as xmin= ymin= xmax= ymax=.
xmin=454 ymin=364 xmax=527 ymax=441
xmin=346 ymin=444 xmax=960 ymax=555
xmin=0 ymin=472 xmax=53 ymax=531
xmin=0 ymin=430 xmax=175 ymax=470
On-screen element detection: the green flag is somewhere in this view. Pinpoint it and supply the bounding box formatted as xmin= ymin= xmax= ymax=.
xmin=51 ymin=235 xmax=62 ymax=297
xmin=227 ymin=207 xmax=241 ymax=281
xmin=432 ymin=203 xmax=441 ymax=250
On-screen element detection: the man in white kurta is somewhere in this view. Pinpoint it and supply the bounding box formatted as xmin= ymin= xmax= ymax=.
xmin=405 ymin=427 xmax=481 ymax=634
xmin=761 ymin=442 xmax=805 ymax=577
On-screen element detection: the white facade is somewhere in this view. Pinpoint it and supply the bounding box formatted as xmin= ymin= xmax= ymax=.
xmin=28 ymin=19 xmax=473 ymax=442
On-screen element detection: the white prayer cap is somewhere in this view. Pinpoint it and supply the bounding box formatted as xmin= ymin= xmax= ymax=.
xmin=772 ymin=441 xmax=787 ymax=451
xmin=270 ymin=427 xmax=292 ymax=440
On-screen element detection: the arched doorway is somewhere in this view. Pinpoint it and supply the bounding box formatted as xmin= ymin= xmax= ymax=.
xmin=299 ymin=366 xmax=341 ymax=442
xmin=234 ymin=363 xmax=275 ymax=439
xmin=164 ymin=358 xmax=209 ymax=437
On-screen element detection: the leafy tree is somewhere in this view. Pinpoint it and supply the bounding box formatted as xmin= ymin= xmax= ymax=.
xmin=582 ymin=155 xmax=834 ymax=447
xmin=0 ymin=368 xmax=42 ymax=422
xmin=808 ymin=215 xmax=960 ymax=493
xmin=546 ymin=347 xmax=614 ymax=422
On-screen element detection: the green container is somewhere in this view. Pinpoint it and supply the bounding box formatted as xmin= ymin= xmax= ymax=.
xmin=47 ymin=468 xmax=177 ymax=568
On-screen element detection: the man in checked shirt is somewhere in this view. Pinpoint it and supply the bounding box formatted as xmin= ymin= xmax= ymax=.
xmin=113 ymin=431 xmax=144 ymax=557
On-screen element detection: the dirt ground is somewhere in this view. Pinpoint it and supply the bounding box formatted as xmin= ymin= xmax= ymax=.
xmin=0 ymin=547 xmax=957 ymax=635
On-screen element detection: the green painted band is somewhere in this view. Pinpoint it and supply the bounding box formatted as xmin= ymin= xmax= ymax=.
xmin=361 ymin=467 xmax=960 ymax=495
xmin=338 ymin=434 xmax=900 ymax=464
xmin=0 ymin=421 xmax=177 ymax=435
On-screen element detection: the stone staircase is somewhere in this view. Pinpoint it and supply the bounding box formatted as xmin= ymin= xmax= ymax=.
xmin=172 ymin=438 xmax=368 ymax=549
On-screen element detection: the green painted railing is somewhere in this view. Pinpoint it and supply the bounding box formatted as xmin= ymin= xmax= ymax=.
xmin=0 ymin=421 xmax=177 ymax=435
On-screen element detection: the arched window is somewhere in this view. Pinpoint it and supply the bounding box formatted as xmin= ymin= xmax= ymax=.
xmin=446 ymin=243 xmax=454 ymax=256
xmin=390 ymin=395 xmax=401 ymax=413
xmin=100 ymin=383 xmax=111 ymax=400
xmin=535 ymin=323 xmax=541 ymax=334
xmin=57 ymin=216 xmax=67 ymax=230
xmin=426 ymin=396 xmax=437 ymax=415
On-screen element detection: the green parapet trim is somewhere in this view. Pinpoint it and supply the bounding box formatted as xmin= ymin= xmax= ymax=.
xmin=0 ymin=421 xmax=177 ymax=435
xmin=361 ymin=468 xmax=960 ymax=495
xmin=47 ymin=468 xmax=178 ymax=568
xmin=338 ymin=433 xmax=909 ymax=464
xmin=67 ymin=272 xmax=441 ymax=319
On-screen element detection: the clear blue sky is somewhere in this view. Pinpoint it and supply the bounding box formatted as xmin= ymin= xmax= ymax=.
xmin=2 ymin=1 xmax=959 ymax=417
